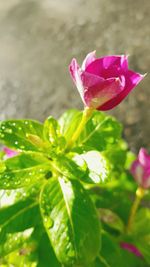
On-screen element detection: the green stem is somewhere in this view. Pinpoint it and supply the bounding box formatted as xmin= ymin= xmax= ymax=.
xmin=98 ymin=254 xmax=111 ymax=267
xmin=66 ymin=107 xmax=94 ymax=150
xmin=126 ymin=186 xmax=145 ymax=233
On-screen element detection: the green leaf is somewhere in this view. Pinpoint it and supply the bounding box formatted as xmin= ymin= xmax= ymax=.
xmin=59 ymin=109 xmax=82 ymax=142
xmin=0 ymin=153 xmax=51 ymax=189
xmin=53 ymin=154 xmax=91 ymax=183
xmin=77 ymin=111 xmax=122 ymax=152
xmin=133 ymin=208 xmax=150 ymax=236
xmin=99 ymin=231 xmax=146 ymax=267
xmin=40 ymin=177 xmax=101 ymax=266
xmin=98 ymin=208 xmax=125 ymax=233
xmin=37 ymin=233 xmax=61 ymax=267
xmin=0 ymin=198 xmax=40 ymax=244
xmin=43 ymin=116 xmax=66 ymax=152
xmin=0 ymin=230 xmax=33 ymax=257
xmin=132 ymin=208 xmax=150 ymax=264
xmin=74 ymin=151 xmax=111 ymax=184
xmin=0 ymin=119 xmax=44 ymax=152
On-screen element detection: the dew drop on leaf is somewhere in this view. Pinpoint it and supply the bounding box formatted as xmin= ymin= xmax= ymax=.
xmin=44 ymin=216 xmax=54 ymax=229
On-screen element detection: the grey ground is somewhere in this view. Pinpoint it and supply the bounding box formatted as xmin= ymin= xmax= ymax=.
xmin=0 ymin=0 xmax=149 ymax=152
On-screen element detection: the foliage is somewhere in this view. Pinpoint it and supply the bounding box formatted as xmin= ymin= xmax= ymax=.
xmin=0 ymin=109 xmax=149 ymax=267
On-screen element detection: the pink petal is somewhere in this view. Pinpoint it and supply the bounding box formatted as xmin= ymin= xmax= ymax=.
xmin=69 ymin=58 xmax=85 ymax=103
xmin=130 ymin=148 xmax=150 ymax=189
xmin=124 ymin=70 xmax=144 ymax=93
xmin=120 ymin=242 xmax=142 ymax=257
xmin=98 ymin=71 xmax=144 ymax=111
xmin=130 ymin=160 xmax=143 ymax=185
xmin=3 ymin=147 xmax=18 ymax=158
xmin=84 ymin=77 xmax=124 ymax=108
xmin=81 ymin=51 xmax=96 ymax=71
xmin=81 ymin=71 xmax=104 ymax=89
xmin=85 ymin=55 xmax=129 ymax=76
xmin=143 ymin=168 xmax=150 ymax=188
xmin=69 ymin=58 xmax=80 ymax=83
xmin=138 ymin=148 xmax=150 ymax=168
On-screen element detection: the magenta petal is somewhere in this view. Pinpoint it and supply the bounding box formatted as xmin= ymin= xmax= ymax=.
xmin=69 ymin=52 xmax=145 ymax=110
xmin=81 ymin=51 xmax=96 ymax=70
xmin=143 ymin=169 xmax=150 ymax=188
xmin=3 ymin=147 xmax=18 ymax=158
xmin=138 ymin=148 xmax=150 ymax=167
xmin=125 ymin=70 xmax=144 ymax=93
xmin=69 ymin=58 xmax=80 ymax=83
xmin=130 ymin=148 xmax=150 ymax=189
xmin=98 ymin=71 xmax=144 ymax=111
xmin=84 ymin=77 xmax=124 ymax=108
xmin=120 ymin=242 xmax=142 ymax=257
xmin=130 ymin=160 xmax=143 ymax=185
xmin=69 ymin=58 xmax=85 ymax=103
xmin=86 ymin=55 xmax=128 ymax=76
xmin=81 ymin=71 xmax=104 ymax=89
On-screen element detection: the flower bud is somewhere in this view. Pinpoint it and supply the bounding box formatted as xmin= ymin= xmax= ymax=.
xmin=69 ymin=51 xmax=144 ymax=110
xmin=131 ymin=148 xmax=150 ymax=189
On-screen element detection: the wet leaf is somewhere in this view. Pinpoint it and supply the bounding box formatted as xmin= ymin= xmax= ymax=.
xmin=0 ymin=153 xmax=51 ymax=189
xmin=40 ymin=177 xmax=101 ymax=266
xmin=0 ymin=119 xmax=43 ymax=152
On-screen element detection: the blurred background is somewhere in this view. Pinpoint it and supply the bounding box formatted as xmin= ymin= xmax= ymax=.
xmin=0 ymin=0 xmax=149 ymax=152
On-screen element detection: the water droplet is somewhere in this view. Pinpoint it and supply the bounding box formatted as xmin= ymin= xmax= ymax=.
xmin=15 ymin=141 xmax=18 ymax=145
xmin=24 ymin=121 xmax=29 ymax=125
xmin=1 ymin=126 xmax=5 ymax=130
xmin=12 ymin=123 xmax=16 ymax=126
xmin=44 ymin=216 xmax=54 ymax=229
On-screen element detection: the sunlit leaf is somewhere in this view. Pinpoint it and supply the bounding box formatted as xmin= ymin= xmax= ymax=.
xmin=0 ymin=153 xmax=51 ymax=189
xmin=40 ymin=177 xmax=101 ymax=266
xmin=77 ymin=111 xmax=122 ymax=151
xmin=74 ymin=151 xmax=111 ymax=184
xmin=0 ymin=198 xmax=40 ymax=244
xmin=0 ymin=120 xmax=44 ymax=152
xmin=59 ymin=109 xmax=82 ymax=142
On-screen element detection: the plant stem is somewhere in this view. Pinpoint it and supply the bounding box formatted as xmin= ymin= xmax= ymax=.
xmin=98 ymin=254 xmax=111 ymax=267
xmin=126 ymin=186 xmax=145 ymax=233
xmin=66 ymin=107 xmax=93 ymax=150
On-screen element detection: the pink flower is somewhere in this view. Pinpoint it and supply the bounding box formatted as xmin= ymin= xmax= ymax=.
xmin=69 ymin=51 xmax=144 ymax=110
xmin=120 ymin=242 xmax=142 ymax=257
xmin=3 ymin=147 xmax=18 ymax=158
xmin=131 ymin=148 xmax=150 ymax=189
